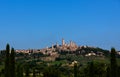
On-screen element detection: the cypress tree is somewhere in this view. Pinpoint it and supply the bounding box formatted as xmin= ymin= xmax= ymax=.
xmin=74 ymin=63 xmax=78 ymax=77
xmin=5 ymin=44 xmax=10 ymax=77
xmin=106 ymin=66 xmax=110 ymax=77
xmin=10 ymin=48 xmax=15 ymax=77
xmin=110 ymin=48 xmax=117 ymax=77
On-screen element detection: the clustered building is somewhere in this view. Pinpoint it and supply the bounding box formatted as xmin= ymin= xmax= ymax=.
xmin=58 ymin=38 xmax=78 ymax=51
xmin=15 ymin=38 xmax=78 ymax=55
xmin=15 ymin=38 xmax=106 ymax=58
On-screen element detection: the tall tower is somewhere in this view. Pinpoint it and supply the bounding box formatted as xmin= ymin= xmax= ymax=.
xmin=62 ymin=38 xmax=65 ymax=46
xmin=52 ymin=44 xmax=54 ymax=49
xmin=70 ymin=40 xmax=72 ymax=47
xmin=56 ymin=42 xmax=59 ymax=47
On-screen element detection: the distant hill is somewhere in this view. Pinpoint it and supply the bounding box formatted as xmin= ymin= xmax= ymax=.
xmin=57 ymin=45 xmax=110 ymax=57
xmin=76 ymin=46 xmax=110 ymax=57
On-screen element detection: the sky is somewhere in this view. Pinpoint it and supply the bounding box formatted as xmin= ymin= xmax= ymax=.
xmin=0 ymin=0 xmax=120 ymax=50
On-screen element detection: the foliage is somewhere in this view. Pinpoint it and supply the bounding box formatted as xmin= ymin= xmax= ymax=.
xmin=1 ymin=44 xmax=120 ymax=77
xmin=5 ymin=44 xmax=10 ymax=77
xmin=83 ymin=61 xmax=107 ymax=77
xmin=110 ymin=48 xmax=117 ymax=77
xmin=43 ymin=66 xmax=62 ymax=77
xmin=10 ymin=48 xmax=15 ymax=77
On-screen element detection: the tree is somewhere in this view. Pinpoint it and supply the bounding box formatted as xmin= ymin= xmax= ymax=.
xmin=89 ymin=62 xmax=94 ymax=77
xmin=74 ymin=63 xmax=78 ymax=77
xmin=5 ymin=44 xmax=10 ymax=77
xmin=33 ymin=68 xmax=36 ymax=77
xmin=5 ymin=44 xmax=16 ymax=77
xmin=110 ymin=48 xmax=117 ymax=77
xmin=10 ymin=48 xmax=15 ymax=77
xmin=117 ymin=66 xmax=120 ymax=77
xmin=16 ymin=64 xmax=23 ymax=77
xmin=24 ymin=63 xmax=30 ymax=77
xmin=43 ymin=67 xmax=61 ymax=77
xmin=106 ymin=66 xmax=110 ymax=77
xmin=84 ymin=61 xmax=106 ymax=77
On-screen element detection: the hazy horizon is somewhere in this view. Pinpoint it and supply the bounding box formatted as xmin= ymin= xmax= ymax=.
xmin=0 ymin=0 xmax=120 ymax=50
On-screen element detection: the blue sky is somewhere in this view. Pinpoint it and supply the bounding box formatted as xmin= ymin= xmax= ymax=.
xmin=0 ymin=0 xmax=120 ymax=50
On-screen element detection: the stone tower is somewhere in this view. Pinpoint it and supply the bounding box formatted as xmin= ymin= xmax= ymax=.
xmin=62 ymin=38 xmax=65 ymax=46
xmin=56 ymin=42 xmax=59 ymax=47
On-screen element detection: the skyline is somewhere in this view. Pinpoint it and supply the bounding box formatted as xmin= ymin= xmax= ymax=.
xmin=0 ymin=0 xmax=120 ymax=50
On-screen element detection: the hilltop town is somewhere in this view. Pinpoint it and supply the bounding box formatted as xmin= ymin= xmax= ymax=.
xmin=16 ymin=39 xmax=78 ymax=54
xmin=1 ymin=39 xmax=120 ymax=77
xmin=14 ymin=39 xmax=116 ymax=62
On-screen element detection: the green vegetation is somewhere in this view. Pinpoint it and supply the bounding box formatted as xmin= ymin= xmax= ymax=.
xmin=10 ymin=48 xmax=15 ymax=77
xmin=0 ymin=44 xmax=120 ymax=77
xmin=5 ymin=44 xmax=10 ymax=77
xmin=110 ymin=48 xmax=117 ymax=77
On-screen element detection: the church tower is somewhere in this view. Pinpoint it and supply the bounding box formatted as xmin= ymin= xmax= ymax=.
xmin=62 ymin=38 xmax=65 ymax=46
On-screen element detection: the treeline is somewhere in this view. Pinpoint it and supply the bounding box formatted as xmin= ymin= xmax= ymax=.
xmin=0 ymin=44 xmax=120 ymax=77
